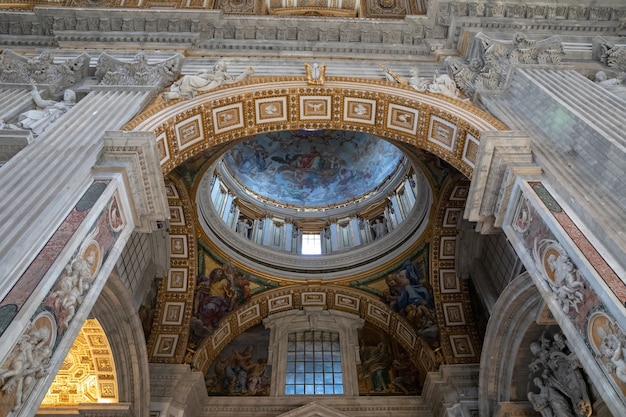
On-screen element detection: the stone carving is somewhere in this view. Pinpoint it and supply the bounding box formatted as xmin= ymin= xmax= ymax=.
xmin=95 ymin=52 xmax=183 ymax=88
xmin=49 ymin=256 xmax=92 ymax=332
xmin=163 ymin=59 xmax=253 ymax=101
xmin=304 ymin=62 xmax=326 ymax=85
xmin=598 ymin=40 xmax=626 ymax=71
xmin=532 ymin=239 xmax=586 ymax=315
xmin=446 ymin=32 xmax=565 ymax=97
xmin=17 ymin=85 xmax=76 ymax=137
xmin=427 ymin=71 xmax=466 ymax=100
xmin=381 ymin=64 xmax=430 ymax=92
xmin=594 ymin=70 xmax=622 ymax=86
xmin=381 ymin=64 xmax=465 ymax=99
xmin=0 ymin=321 xmax=54 ymax=411
xmin=0 ymin=119 xmax=22 ymax=131
xmin=370 ymin=217 xmax=388 ymax=239
xmin=0 ymin=50 xmax=89 ymax=92
xmin=236 ymin=217 xmax=252 ymax=239
xmin=596 ymin=321 xmax=626 ymax=384
xmin=527 ymin=332 xmax=592 ymax=417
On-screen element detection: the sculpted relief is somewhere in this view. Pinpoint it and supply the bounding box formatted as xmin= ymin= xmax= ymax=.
xmin=0 ymin=313 xmax=55 ymax=413
xmin=527 ymin=332 xmax=592 ymax=417
xmin=445 ymin=32 xmax=565 ymax=97
xmin=17 ymin=85 xmax=76 ymax=137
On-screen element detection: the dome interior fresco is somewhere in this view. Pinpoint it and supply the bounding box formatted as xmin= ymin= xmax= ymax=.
xmin=222 ymin=130 xmax=404 ymax=208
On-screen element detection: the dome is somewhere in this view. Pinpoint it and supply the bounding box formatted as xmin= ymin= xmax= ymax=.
xmin=222 ymin=130 xmax=404 ymax=208
xmin=197 ymin=130 xmax=432 ymax=280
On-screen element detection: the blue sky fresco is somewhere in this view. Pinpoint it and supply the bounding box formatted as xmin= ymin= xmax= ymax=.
xmin=223 ymin=130 xmax=403 ymax=207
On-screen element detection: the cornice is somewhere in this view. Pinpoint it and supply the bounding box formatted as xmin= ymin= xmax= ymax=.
xmin=0 ymin=2 xmax=622 ymax=60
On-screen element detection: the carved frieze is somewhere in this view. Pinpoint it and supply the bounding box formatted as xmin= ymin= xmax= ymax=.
xmin=95 ymin=52 xmax=183 ymax=88
xmin=446 ymin=32 xmax=565 ymax=97
xmin=0 ymin=50 xmax=89 ymax=92
xmin=217 ymin=0 xmax=260 ymax=14
xmin=360 ymin=0 xmax=409 ymax=19
xmin=596 ymin=38 xmax=626 ymax=72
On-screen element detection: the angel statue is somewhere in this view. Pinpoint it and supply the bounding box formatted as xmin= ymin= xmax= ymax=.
xmin=305 ymin=62 xmax=326 ymax=85
xmin=163 ymin=59 xmax=253 ymax=101
xmin=18 ymin=85 xmax=76 ymax=136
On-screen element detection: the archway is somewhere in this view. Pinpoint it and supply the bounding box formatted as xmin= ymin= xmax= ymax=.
xmin=127 ymin=77 xmax=507 ymax=178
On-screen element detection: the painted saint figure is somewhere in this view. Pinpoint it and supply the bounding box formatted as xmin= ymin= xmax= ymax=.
xmin=192 ymin=268 xmax=235 ymax=336
xmin=191 ymin=262 xmax=251 ymax=340
xmin=385 ymin=260 xmax=438 ymax=345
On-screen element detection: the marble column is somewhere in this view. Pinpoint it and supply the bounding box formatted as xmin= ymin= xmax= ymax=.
xmin=0 ymin=84 xmax=160 ymax=416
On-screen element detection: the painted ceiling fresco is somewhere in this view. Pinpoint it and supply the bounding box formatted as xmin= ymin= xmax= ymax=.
xmin=222 ymin=130 xmax=404 ymax=207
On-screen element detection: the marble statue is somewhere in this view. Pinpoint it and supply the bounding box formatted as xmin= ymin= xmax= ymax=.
xmin=381 ymin=64 xmax=466 ymax=100
xmin=597 ymin=324 xmax=626 ymax=384
xmin=18 ymin=85 xmax=76 ymax=136
xmin=528 ymin=376 xmax=575 ymax=417
xmin=163 ymin=59 xmax=253 ymax=101
xmin=594 ymin=70 xmax=621 ymax=86
xmin=236 ymin=217 xmax=252 ymax=238
xmin=371 ymin=218 xmax=388 ymax=239
xmin=546 ymin=250 xmax=585 ymax=314
xmin=527 ymin=332 xmax=592 ymax=417
xmin=0 ymin=325 xmax=52 ymax=411
xmin=427 ymin=72 xmax=467 ymax=100
xmin=611 ymin=342 xmax=626 ymax=383
xmin=407 ymin=68 xmax=431 ymax=92
xmin=381 ymin=63 xmax=405 ymax=84
xmin=305 ymin=62 xmax=326 ymax=85
xmin=0 ymin=119 xmax=22 ymax=131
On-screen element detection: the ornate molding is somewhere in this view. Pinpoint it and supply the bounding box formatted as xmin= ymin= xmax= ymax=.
xmin=96 ymin=131 xmax=170 ymax=232
xmin=95 ymin=52 xmax=183 ymax=88
xmin=464 ymin=131 xmax=541 ymax=234
xmin=594 ymin=37 xmax=626 ymax=72
xmin=446 ymin=32 xmax=565 ymax=98
xmin=0 ymin=50 xmax=90 ymax=93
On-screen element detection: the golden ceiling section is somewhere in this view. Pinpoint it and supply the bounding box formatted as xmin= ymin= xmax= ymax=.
xmin=147 ymin=174 xmax=197 ymax=364
xmin=128 ymin=77 xmax=506 ymax=180
xmin=190 ymin=284 xmax=441 ymax=377
xmin=41 ymin=319 xmax=118 ymax=406
xmin=134 ymin=76 xmax=503 ymax=366
xmin=430 ymin=175 xmax=481 ymax=364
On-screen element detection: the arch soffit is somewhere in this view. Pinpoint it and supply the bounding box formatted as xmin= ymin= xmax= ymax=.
xmin=126 ymin=77 xmax=507 ymax=178
xmin=478 ymin=272 xmax=544 ymax=417
xmin=191 ymin=283 xmax=437 ymax=376
xmin=90 ymin=273 xmax=151 ymax=417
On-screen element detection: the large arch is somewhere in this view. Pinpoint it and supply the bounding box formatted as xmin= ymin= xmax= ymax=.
xmin=190 ymin=283 xmax=441 ymax=377
xmin=127 ymin=77 xmax=507 ymax=178
xmin=89 ymin=273 xmax=151 ymax=417
xmin=139 ymin=77 xmax=503 ymax=388
xmin=478 ymin=272 xmax=544 ymax=417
